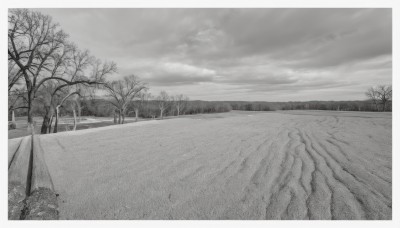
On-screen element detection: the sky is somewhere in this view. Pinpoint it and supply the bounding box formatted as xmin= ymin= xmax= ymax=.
xmin=37 ymin=8 xmax=392 ymax=101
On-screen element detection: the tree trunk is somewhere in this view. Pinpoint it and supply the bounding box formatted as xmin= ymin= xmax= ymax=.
xmin=382 ymin=101 xmax=387 ymax=112
xmin=27 ymin=94 xmax=35 ymax=135
xmin=11 ymin=110 xmax=15 ymax=122
xmin=177 ymin=106 xmax=180 ymax=116
xmin=8 ymin=109 xmax=17 ymax=129
xmin=113 ymin=111 xmax=117 ymax=124
xmin=41 ymin=106 xmax=52 ymax=134
xmin=78 ymin=104 xmax=82 ymax=123
xmin=72 ymin=108 xmax=77 ymax=131
xmin=122 ymin=113 xmax=125 ymax=124
xmin=135 ymin=108 xmax=139 ymax=122
xmin=11 ymin=110 xmax=16 ymax=127
xmin=118 ymin=110 xmax=122 ymax=124
xmin=160 ymin=109 xmax=164 ymax=119
xmin=8 ymin=107 xmax=13 ymax=121
xmin=54 ymin=106 xmax=59 ymax=133
xmin=41 ymin=115 xmax=50 ymax=134
xmin=48 ymin=114 xmax=54 ymax=134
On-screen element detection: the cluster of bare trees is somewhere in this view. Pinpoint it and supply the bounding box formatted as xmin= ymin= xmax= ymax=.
xmin=77 ymin=97 xmax=232 ymax=119
xmin=8 ymin=9 xmax=117 ymax=134
xmin=155 ymin=91 xmax=189 ymax=119
xmin=103 ymin=75 xmax=147 ymax=124
xmin=8 ymin=9 xmax=197 ymax=133
xmin=102 ymin=77 xmax=191 ymax=122
xmin=365 ymin=85 xmax=392 ymax=112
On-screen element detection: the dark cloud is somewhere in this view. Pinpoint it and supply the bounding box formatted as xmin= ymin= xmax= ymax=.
xmin=35 ymin=8 xmax=392 ymax=101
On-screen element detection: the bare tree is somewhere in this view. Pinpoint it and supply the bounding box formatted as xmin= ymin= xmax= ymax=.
xmin=8 ymin=89 xmax=28 ymax=115
xmin=53 ymin=91 xmax=81 ymax=133
xmin=39 ymin=45 xmax=115 ymax=134
xmin=141 ymin=93 xmax=156 ymax=119
xmin=157 ymin=91 xmax=172 ymax=119
xmin=104 ymin=75 xmax=147 ymax=124
xmin=8 ymin=9 xmax=116 ymax=134
xmin=365 ymin=87 xmax=380 ymax=111
xmin=65 ymin=99 xmax=80 ymax=131
xmin=8 ymin=9 xmax=67 ymax=133
xmin=174 ymin=94 xmax=189 ymax=116
xmin=8 ymin=60 xmax=23 ymax=91
xmin=130 ymin=92 xmax=151 ymax=122
xmin=366 ymin=85 xmax=392 ymax=112
xmin=376 ymin=85 xmax=392 ymax=112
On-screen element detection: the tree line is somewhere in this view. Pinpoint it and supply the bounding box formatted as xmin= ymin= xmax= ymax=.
xmin=227 ymin=91 xmax=392 ymax=112
xmin=8 ymin=9 xmax=233 ymax=133
xmin=12 ymin=91 xmax=233 ymax=121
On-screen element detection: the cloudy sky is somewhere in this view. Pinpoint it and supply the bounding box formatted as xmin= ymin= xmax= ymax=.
xmin=37 ymin=8 xmax=392 ymax=101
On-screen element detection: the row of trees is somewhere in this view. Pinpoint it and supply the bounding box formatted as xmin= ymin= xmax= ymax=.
xmin=102 ymin=77 xmax=192 ymax=124
xmin=10 ymin=90 xmax=233 ymax=123
xmin=228 ymin=85 xmax=392 ymax=112
xmin=32 ymin=94 xmax=389 ymax=124
xmin=8 ymin=9 xmax=233 ymax=134
xmin=279 ymin=100 xmax=391 ymax=112
xmin=66 ymin=90 xmax=230 ymax=120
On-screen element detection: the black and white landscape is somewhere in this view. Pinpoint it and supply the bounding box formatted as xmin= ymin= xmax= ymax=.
xmin=8 ymin=8 xmax=392 ymax=220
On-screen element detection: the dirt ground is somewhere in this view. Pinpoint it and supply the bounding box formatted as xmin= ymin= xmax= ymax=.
xmin=34 ymin=111 xmax=391 ymax=219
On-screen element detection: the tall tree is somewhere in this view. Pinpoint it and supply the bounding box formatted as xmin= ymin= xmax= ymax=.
xmin=174 ymin=94 xmax=189 ymax=116
xmin=366 ymin=85 xmax=392 ymax=112
xmin=130 ymin=92 xmax=151 ymax=122
xmin=365 ymin=87 xmax=380 ymax=111
xmin=53 ymin=91 xmax=81 ymax=133
xmin=103 ymin=75 xmax=147 ymax=124
xmin=157 ymin=91 xmax=172 ymax=119
xmin=8 ymin=9 xmax=116 ymax=133
xmin=376 ymin=85 xmax=392 ymax=112
xmin=8 ymin=9 xmax=68 ymax=132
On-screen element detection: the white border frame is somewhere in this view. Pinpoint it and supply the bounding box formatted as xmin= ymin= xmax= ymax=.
xmin=1 ymin=1 xmax=398 ymax=228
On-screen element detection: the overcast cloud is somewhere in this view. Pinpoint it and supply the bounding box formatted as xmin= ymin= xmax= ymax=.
xmin=37 ymin=8 xmax=392 ymax=101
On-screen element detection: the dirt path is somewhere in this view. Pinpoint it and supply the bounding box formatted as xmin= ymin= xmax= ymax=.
xmin=37 ymin=111 xmax=391 ymax=219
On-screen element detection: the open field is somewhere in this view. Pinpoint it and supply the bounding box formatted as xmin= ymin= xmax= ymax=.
xmin=22 ymin=110 xmax=391 ymax=219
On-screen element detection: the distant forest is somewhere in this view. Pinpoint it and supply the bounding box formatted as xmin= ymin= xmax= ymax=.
xmin=12 ymin=98 xmax=391 ymax=121
xmin=228 ymin=100 xmax=392 ymax=112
